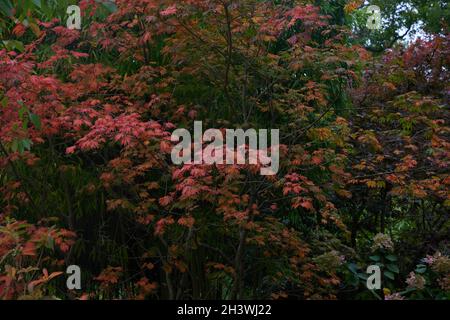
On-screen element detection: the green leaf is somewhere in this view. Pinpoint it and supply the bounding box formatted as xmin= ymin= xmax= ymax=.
xmin=45 ymin=236 xmax=54 ymax=250
xmin=385 ymin=255 xmax=397 ymax=262
xmin=369 ymin=255 xmax=380 ymax=261
xmin=387 ymin=264 xmax=400 ymax=273
xmin=0 ymin=0 xmax=13 ymax=17
xmin=22 ymin=117 xmax=29 ymax=130
xmin=11 ymin=139 xmax=18 ymax=152
xmin=357 ymin=273 xmax=368 ymax=280
xmin=21 ymin=138 xmax=32 ymax=151
xmin=11 ymin=139 xmax=32 ymax=154
xmin=32 ymin=0 xmax=42 ymax=8
xmin=347 ymin=263 xmax=359 ymax=274
xmin=101 ymin=1 xmax=117 ymax=13
xmin=17 ymin=140 xmax=24 ymax=154
xmin=14 ymin=41 xmax=25 ymax=52
xmin=2 ymin=40 xmax=25 ymax=52
xmin=18 ymin=106 xmax=26 ymax=119
xmin=384 ymin=270 xmax=395 ymax=280
xmin=415 ymin=265 xmax=427 ymax=274
xmin=1 ymin=96 xmax=7 ymax=107
xmin=29 ymin=113 xmax=42 ymax=130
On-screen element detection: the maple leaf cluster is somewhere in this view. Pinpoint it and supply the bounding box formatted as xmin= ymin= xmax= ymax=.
xmin=0 ymin=0 xmax=448 ymax=300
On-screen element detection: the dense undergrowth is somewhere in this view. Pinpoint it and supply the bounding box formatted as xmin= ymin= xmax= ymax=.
xmin=0 ymin=0 xmax=449 ymax=300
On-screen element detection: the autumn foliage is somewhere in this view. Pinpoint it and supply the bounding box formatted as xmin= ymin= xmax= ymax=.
xmin=0 ymin=0 xmax=449 ymax=300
